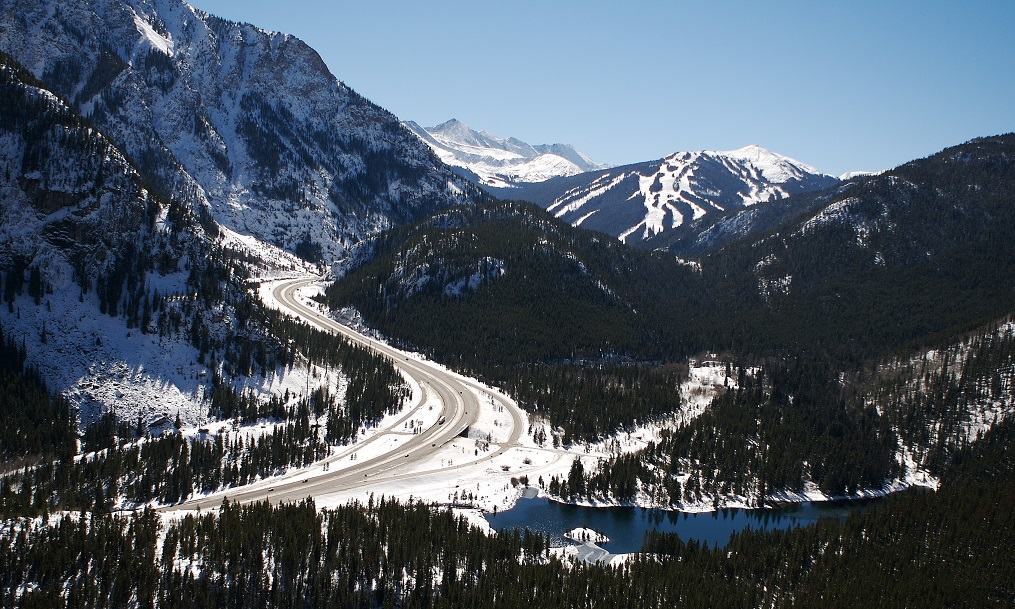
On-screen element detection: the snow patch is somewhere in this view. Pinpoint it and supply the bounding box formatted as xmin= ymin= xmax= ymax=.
xmin=564 ymin=527 xmax=609 ymax=544
xmin=132 ymin=13 xmax=174 ymax=56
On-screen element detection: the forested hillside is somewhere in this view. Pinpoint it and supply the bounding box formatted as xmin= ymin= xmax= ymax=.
xmin=0 ymin=50 xmax=221 ymax=423
xmin=696 ymin=135 xmax=1015 ymax=359
xmin=2 ymin=415 xmax=1010 ymax=609
xmin=0 ymin=324 xmax=75 ymax=465
xmin=328 ymin=135 xmax=1015 ymax=444
xmin=326 ymin=199 xmax=703 ymax=363
xmin=564 ymin=319 xmax=1014 ymax=505
xmin=324 ymin=199 xmax=703 ymax=440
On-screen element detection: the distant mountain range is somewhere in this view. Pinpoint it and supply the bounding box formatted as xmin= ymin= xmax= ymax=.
xmin=488 ymin=145 xmax=840 ymax=246
xmin=403 ymin=119 xmax=606 ymax=188
xmin=406 ymin=117 xmax=865 ymax=250
xmin=330 ymin=133 xmax=1015 ymax=371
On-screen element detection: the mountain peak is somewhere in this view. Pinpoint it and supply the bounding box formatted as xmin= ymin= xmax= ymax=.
xmin=725 ymin=143 xmax=769 ymax=155
xmin=406 ymin=119 xmax=606 ymax=187
xmin=504 ymin=144 xmax=838 ymax=245
xmin=431 ymin=117 xmax=469 ymax=132
xmin=717 ymin=144 xmax=827 ymax=179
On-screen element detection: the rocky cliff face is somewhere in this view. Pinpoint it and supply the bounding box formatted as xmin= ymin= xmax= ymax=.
xmin=0 ymin=0 xmax=478 ymax=263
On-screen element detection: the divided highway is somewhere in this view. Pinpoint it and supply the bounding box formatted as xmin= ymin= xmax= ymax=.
xmin=164 ymin=277 xmax=524 ymax=511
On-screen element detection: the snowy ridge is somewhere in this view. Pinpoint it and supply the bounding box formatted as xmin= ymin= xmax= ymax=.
xmin=720 ymin=144 xmax=824 ymax=183
xmin=510 ymin=146 xmax=838 ymax=245
xmin=404 ymin=119 xmax=605 ymax=188
xmin=839 ymin=170 xmax=884 ymax=180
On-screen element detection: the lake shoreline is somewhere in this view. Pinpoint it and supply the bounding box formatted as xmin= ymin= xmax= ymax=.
xmin=482 ymin=487 xmax=935 ymax=555
xmin=520 ymin=475 xmax=938 ymax=515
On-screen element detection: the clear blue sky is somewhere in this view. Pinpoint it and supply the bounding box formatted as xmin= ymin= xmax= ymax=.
xmin=191 ymin=0 xmax=1014 ymax=175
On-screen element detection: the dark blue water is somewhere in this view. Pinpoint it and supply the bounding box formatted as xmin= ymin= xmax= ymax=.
xmin=486 ymin=497 xmax=877 ymax=553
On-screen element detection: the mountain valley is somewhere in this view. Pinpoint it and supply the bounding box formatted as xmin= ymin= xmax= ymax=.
xmin=0 ymin=1 xmax=1011 ymax=607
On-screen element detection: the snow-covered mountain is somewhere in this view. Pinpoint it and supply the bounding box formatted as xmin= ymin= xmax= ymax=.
xmin=403 ymin=119 xmax=606 ymax=188
xmin=0 ymin=0 xmax=482 ymax=428
xmin=0 ymin=53 xmax=216 ymax=425
xmin=0 ymin=0 xmax=478 ymax=264
xmin=493 ymin=145 xmax=839 ymax=245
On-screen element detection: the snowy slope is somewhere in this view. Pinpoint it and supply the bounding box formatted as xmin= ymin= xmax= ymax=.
xmin=0 ymin=0 xmax=478 ymax=264
xmin=404 ymin=119 xmax=605 ymax=188
xmin=0 ymin=55 xmax=335 ymax=427
xmin=0 ymin=56 xmax=205 ymax=424
xmin=493 ymin=145 xmax=838 ymax=245
xmin=0 ymin=0 xmax=484 ymax=431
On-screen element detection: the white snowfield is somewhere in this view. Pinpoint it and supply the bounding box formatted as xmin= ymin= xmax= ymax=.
xmin=551 ymin=531 xmax=631 ymax=566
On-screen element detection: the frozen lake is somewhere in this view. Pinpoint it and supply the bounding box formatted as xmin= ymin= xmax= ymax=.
xmin=486 ymin=495 xmax=882 ymax=553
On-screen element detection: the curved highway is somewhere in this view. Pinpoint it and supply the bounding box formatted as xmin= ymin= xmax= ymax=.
xmin=164 ymin=276 xmax=525 ymax=511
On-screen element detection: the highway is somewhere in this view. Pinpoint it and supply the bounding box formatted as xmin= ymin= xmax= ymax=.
xmin=163 ymin=276 xmax=525 ymax=511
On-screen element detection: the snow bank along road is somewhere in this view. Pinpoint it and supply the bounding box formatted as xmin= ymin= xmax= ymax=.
xmin=161 ymin=277 xmax=527 ymax=511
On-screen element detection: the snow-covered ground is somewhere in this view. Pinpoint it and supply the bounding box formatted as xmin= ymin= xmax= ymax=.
xmin=191 ymin=278 xmax=576 ymax=515
xmin=522 ymin=356 xmax=946 ymax=514
xmin=1 ymin=265 xmax=209 ymax=427
xmin=565 ymin=527 xmax=609 ymax=544
xmin=549 ymin=543 xmax=631 ymax=567
xmin=173 ymin=281 xmax=768 ymax=522
xmin=175 ymin=284 xmax=784 ymax=519
xmin=43 ymin=269 xmax=955 ymax=526
xmin=578 ymin=359 xmax=737 ymax=458
xmin=219 ymin=226 xmax=318 ymax=280
xmin=0 ymin=267 xmax=353 ymax=431
xmin=875 ymin=321 xmax=1015 ymax=449
xmin=152 ymin=366 xmax=430 ymax=506
xmin=14 ymin=271 xmax=984 ymax=576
